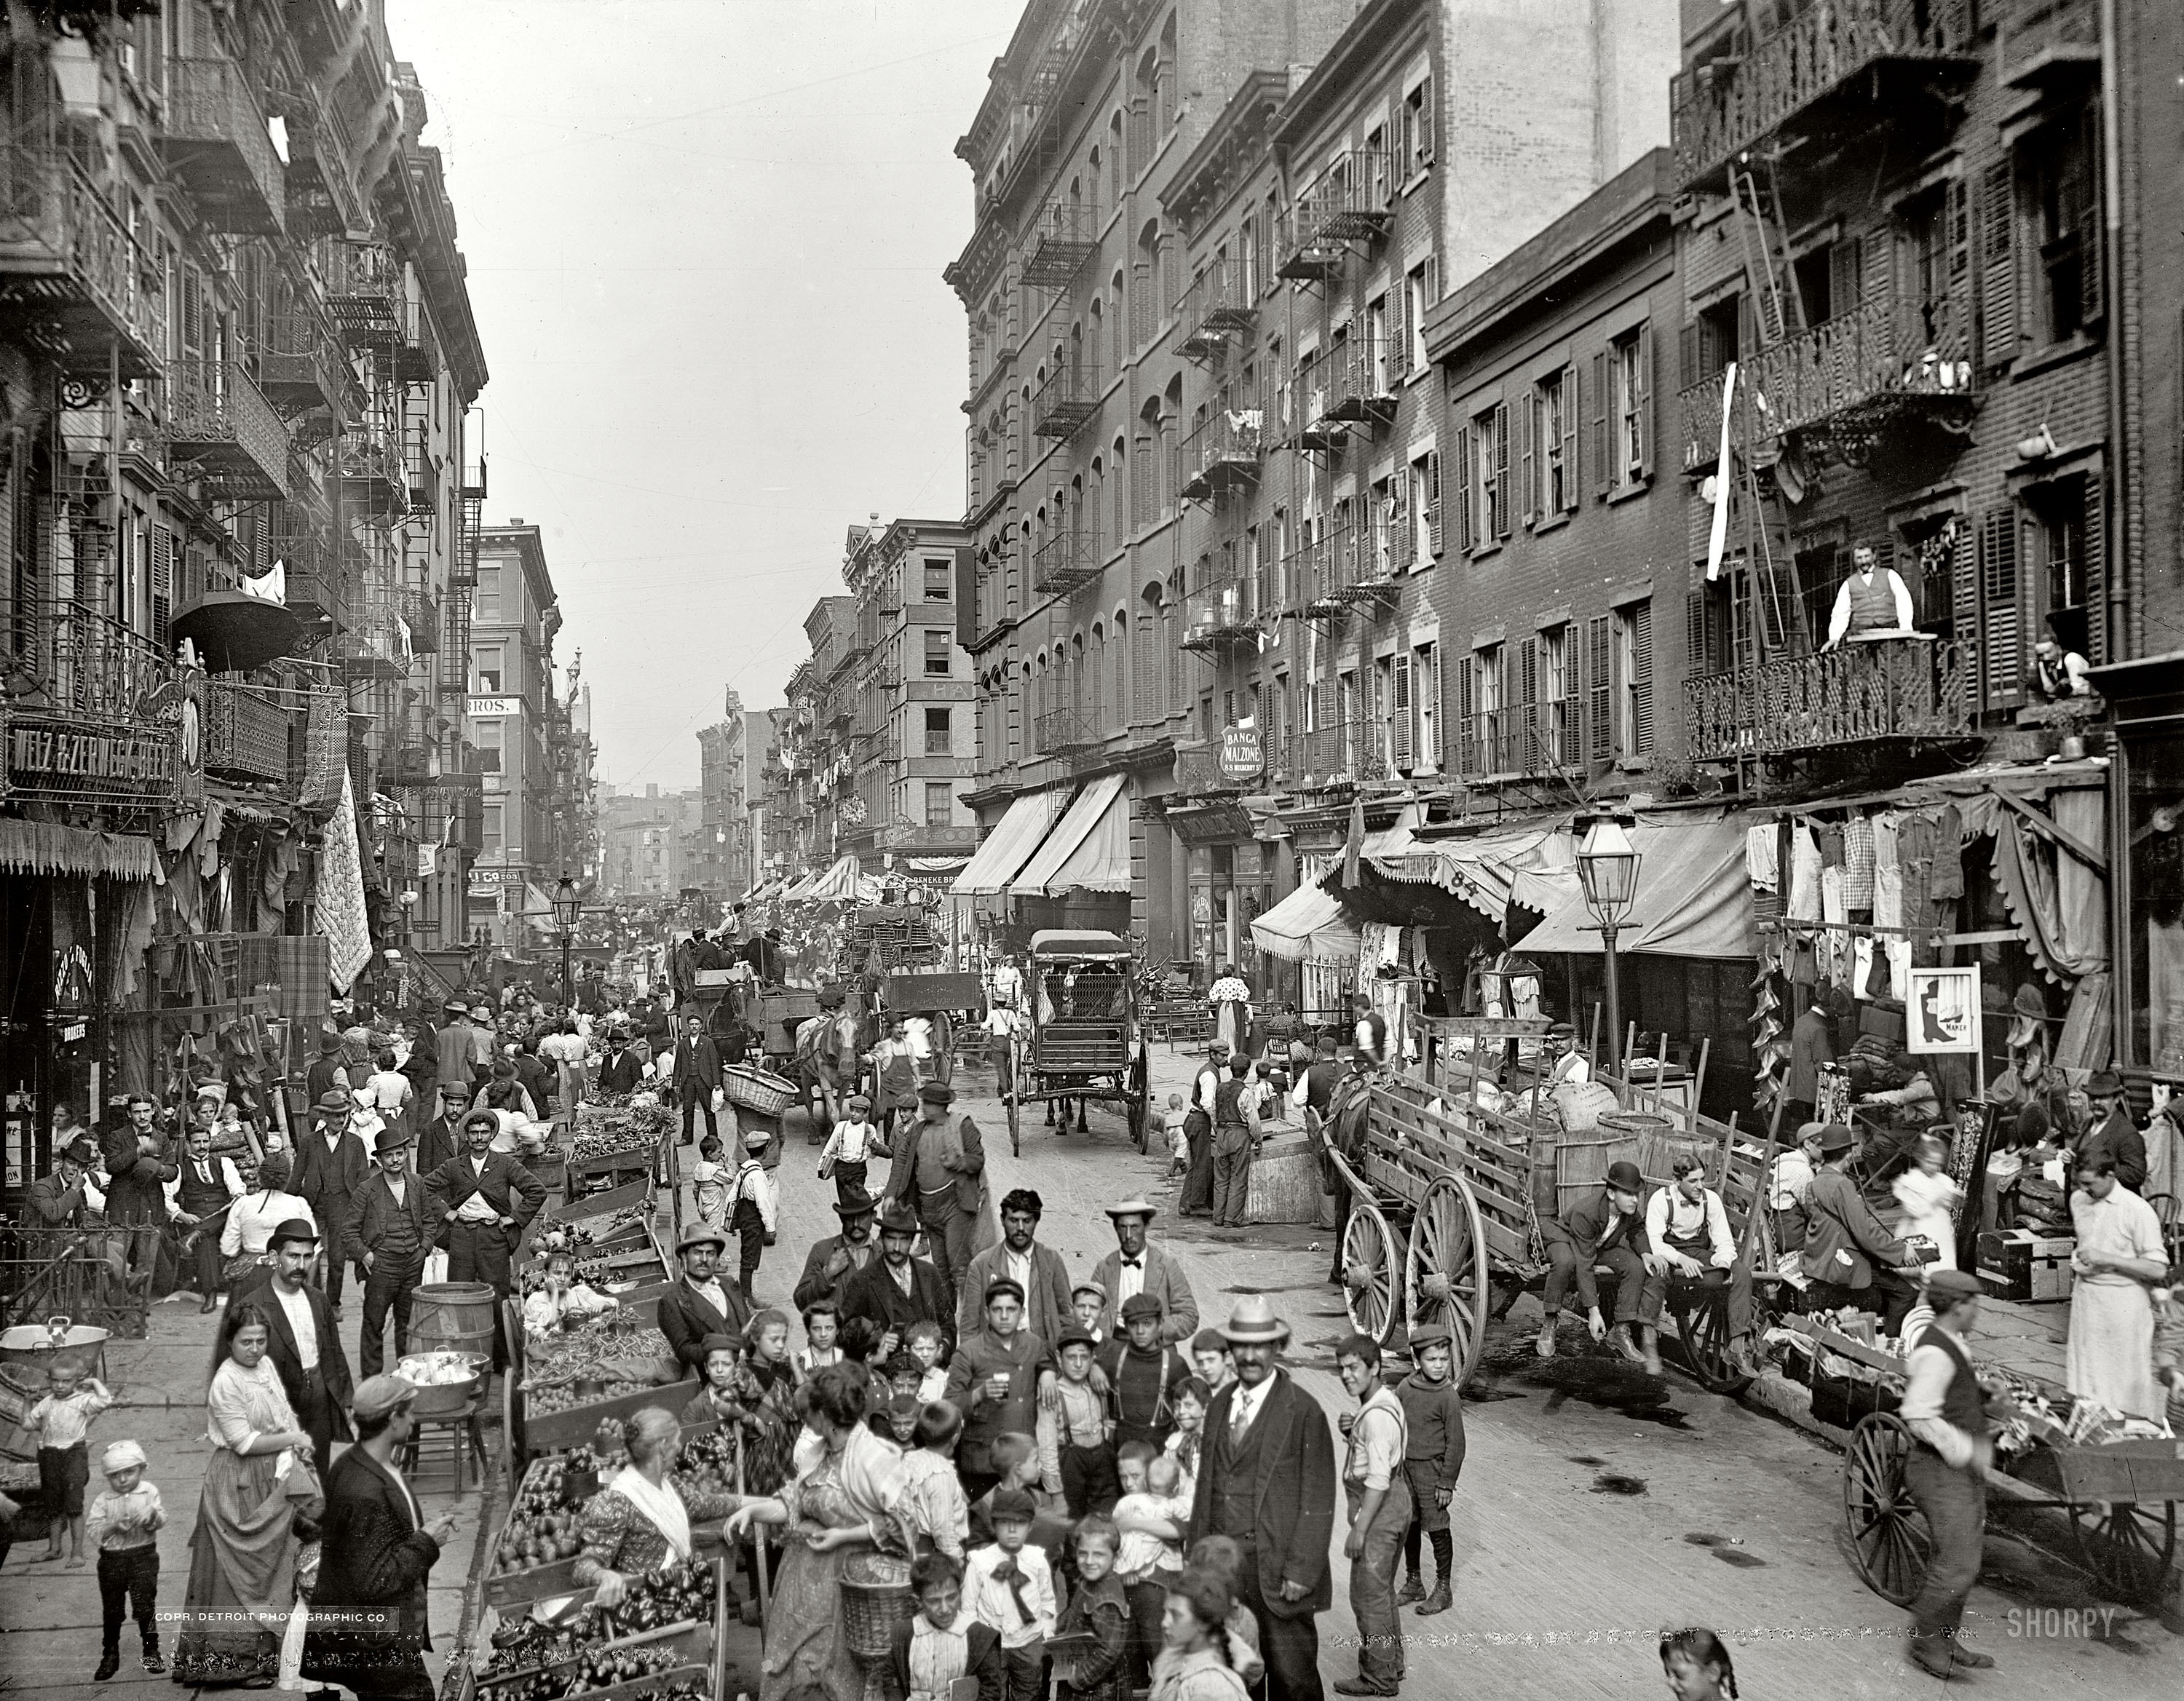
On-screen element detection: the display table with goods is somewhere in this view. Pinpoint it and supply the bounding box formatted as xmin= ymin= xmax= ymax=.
xmin=1783 ymin=1311 xmax=2184 ymax=1607
xmin=568 ymin=1099 xmax=676 ymax=1197
xmin=470 ymin=1553 xmax=740 ymax=1701
xmin=504 ymin=1299 xmax=693 ymax=1472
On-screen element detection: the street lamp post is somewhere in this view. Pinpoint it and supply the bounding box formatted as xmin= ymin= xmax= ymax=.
xmin=553 ymin=873 xmax=581 ymax=1004
xmin=1575 ymin=815 xmax=1642 ymax=1073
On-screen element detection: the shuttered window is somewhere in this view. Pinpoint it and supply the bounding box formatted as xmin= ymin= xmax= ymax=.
xmin=1417 ymin=643 xmax=1441 ymax=771
xmin=1590 ymin=350 xmax=1610 ymax=498
xmin=1628 ymin=600 xmax=1654 ymax=754
xmin=1391 ymin=652 xmax=1413 ymax=770
xmin=1586 ymin=614 xmax=1612 ymax=764
xmin=1516 ymin=636 xmax=1538 ymax=771
xmin=1452 ymin=425 xmax=1473 ymax=551
xmin=1979 ymin=506 xmax=2022 ymax=712
xmin=1979 ymin=159 xmax=2017 ymax=370
xmin=1424 ymin=448 xmax=1443 ymax=557
xmin=1455 ymin=653 xmax=1476 ymax=774
xmin=150 ymin=523 xmax=173 ymax=648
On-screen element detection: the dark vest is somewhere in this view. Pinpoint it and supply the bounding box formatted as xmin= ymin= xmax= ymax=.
xmin=1842 ymin=568 xmax=1899 ymax=633
xmin=175 ymin=1156 xmax=231 ymax=1215
xmin=1214 ymin=1077 xmax=1249 ymax=1126
xmin=373 ymin=1175 xmax=425 ymax=1263
xmin=1918 ymin=1325 xmax=1987 ymax=1446
xmin=1209 ymin=1392 xmax=1270 ymax=1541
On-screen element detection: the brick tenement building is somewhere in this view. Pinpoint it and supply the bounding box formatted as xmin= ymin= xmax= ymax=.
xmin=947 ymin=0 xmax=1678 ymax=988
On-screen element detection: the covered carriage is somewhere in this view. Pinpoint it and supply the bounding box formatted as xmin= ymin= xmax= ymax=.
xmin=1001 ymin=929 xmax=1153 ymax=1156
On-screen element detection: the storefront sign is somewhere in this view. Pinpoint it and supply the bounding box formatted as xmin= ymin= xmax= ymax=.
xmin=1907 ymin=965 xmax=1982 ymax=1055
xmin=468 ymin=696 xmax=522 ymax=718
xmin=1219 ymin=724 xmax=1263 ymax=781
xmin=3 ymin=716 xmax=179 ymax=805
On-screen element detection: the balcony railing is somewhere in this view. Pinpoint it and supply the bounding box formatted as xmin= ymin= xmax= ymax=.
xmin=1276 ymin=150 xmax=1393 ymax=279
xmin=1683 ymin=636 xmax=1969 ymax=762
xmin=1031 ymin=527 xmax=1102 ymax=597
xmin=0 ymin=146 xmax=167 ymax=378
xmin=1281 ymin=722 xmax=1388 ymax=788
xmin=162 ymin=360 xmax=290 ymax=501
xmin=1450 ymin=704 xmax=1583 ymax=780
xmin=1179 ymin=576 xmax=1266 ymax=652
xmin=1021 ymin=201 xmax=1099 ymax=290
xmin=1032 ymin=362 xmax=1101 ymax=440
xmin=202 ymin=679 xmax=297 ymax=785
xmin=6 ymin=600 xmax=175 ymax=727
xmin=284 ymin=96 xmax=365 ymax=239
xmin=1281 ymin=528 xmax=1358 ymax=617
xmin=402 ymin=590 xmax=440 ymax=655
xmin=1681 ymin=292 xmax=1978 ymax=470
xmin=321 ymin=241 xmax=402 ymax=337
xmin=256 ymin=304 xmax=345 ymax=415
xmin=1177 ymin=408 xmax=1265 ymax=501
xmin=1175 ymin=258 xmax=1259 ymax=360
xmin=338 ymin=424 xmax=408 ymax=518
xmin=1325 ymin=335 xmax=1398 ymax=424
xmin=1034 ymin=707 xmax=1100 ymax=755
xmin=159 ymin=58 xmax=285 ymax=236
xmin=1671 ymin=0 xmax=1978 ymax=192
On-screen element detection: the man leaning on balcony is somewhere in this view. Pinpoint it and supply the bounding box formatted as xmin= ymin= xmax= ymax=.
xmin=1822 ymin=546 xmax=1918 ymax=650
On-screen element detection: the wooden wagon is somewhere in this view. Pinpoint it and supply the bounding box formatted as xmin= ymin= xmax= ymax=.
xmin=1325 ymin=1023 xmax=1779 ymax=1395
xmin=1002 ymin=929 xmax=1153 ymax=1156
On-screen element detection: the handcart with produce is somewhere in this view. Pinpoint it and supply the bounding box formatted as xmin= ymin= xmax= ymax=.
xmin=1004 ymin=929 xmax=1153 ymax=1156
xmin=1323 ymin=1015 xmax=1765 ymax=1395
xmin=1818 ymin=1312 xmax=2184 ymax=1607
xmin=564 ymin=1098 xmax=675 ymax=1205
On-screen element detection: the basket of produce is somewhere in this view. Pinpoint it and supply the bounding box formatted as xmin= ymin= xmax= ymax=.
xmin=396 ymin=1350 xmax=491 ymax=1417
xmin=721 ymin=1064 xmax=796 ymax=1118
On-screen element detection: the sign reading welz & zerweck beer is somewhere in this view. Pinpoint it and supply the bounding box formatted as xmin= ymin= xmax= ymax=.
xmin=3 ymin=715 xmax=180 ymax=804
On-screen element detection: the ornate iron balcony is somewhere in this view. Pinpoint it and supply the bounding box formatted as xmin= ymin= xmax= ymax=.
xmin=1683 ymin=636 xmax=1969 ymax=762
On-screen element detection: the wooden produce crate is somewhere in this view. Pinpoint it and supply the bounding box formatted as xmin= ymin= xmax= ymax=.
xmin=562 ymin=1178 xmax=654 ymax=1221
xmin=519 ymin=1377 xmax=699 ymax=1465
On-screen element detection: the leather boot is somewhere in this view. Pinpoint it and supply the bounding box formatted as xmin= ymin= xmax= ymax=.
xmin=1416 ymin=1582 xmax=1454 ymax=1616
xmin=1637 ymin=1323 xmax=1663 ymax=1378
xmin=1396 ymin=1573 xmax=1425 ymax=1604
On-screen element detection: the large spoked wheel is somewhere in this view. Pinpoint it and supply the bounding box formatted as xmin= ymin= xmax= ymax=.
xmin=1340 ymin=1192 xmax=1400 ymax=1345
xmin=1667 ymin=1282 xmax=1752 ymax=1395
xmin=1128 ymin=1043 xmax=1150 ymax=1152
xmin=1843 ymin=1413 xmax=1931 ymax=1606
xmin=2069 ymin=1497 xmax=2178 ymax=1606
xmin=1404 ymin=1175 xmax=1488 ymax=1382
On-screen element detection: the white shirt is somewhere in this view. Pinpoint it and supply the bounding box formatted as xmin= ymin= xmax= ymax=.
xmin=1645 ymin=1186 xmax=1736 ymax=1270
xmin=965 ymin=1542 xmax=1056 ymax=1649
xmin=1226 ymin=1372 xmax=1275 ymax=1440
xmin=1548 ymin=1050 xmax=1591 ymax=1087
xmin=1192 ymin=1066 xmax=1222 ymax=1115
xmin=272 ymin=1280 xmax=320 ymax=1372
xmin=1114 ymin=1251 xmax=1146 ymax=1309
xmin=693 ymin=1277 xmax=733 ymax=1319
xmin=165 ymin=1153 xmax=245 ymax=1215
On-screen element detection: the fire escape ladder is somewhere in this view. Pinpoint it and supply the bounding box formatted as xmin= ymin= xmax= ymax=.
xmin=1729 ymin=164 xmax=1805 ymax=352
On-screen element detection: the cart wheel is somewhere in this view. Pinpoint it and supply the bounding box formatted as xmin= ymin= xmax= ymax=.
xmin=1404 ymin=1175 xmax=1487 ymax=1382
xmin=2069 ymin=1497 xmax=2178 ymax=1606
xmin=1128 ymin=1044 xmax=1150 ymax=1154
xmin=1843 ymin=1413 xmax=1930 ymax=1607
xmin=1340 ymin=1194 xmax=1399 ymax=1345
xmin=1667 ymin=1283 xmax=1753 ymax=1395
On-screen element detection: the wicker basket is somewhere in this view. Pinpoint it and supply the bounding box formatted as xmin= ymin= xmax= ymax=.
xmin=722 ymin=1064 xmax=797 ymax=1117
xmin=840 ymin=1553 xmax=914 ymax=1660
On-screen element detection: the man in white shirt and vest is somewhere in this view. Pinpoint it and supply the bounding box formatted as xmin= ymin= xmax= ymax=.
xmin=166 ymin=1124 xmax=244 ymax=1314
xmin=1179 ymin=1044 xmax=1227 ymax=1218
xmin=1895 ymin=1269 xmax=1998 ymax=1678
xmin=1334 ymin=1333 xmax=1411 ymax=1697
xmin=237 ymin=1218 xmax=354 ymax=1479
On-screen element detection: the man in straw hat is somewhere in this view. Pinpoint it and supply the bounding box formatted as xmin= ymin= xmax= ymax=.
xmin=234 ymin=1217 xmax=353 ymax=1478
xmin=1187 ymin=1295 xmax=1336 ymax=1701
xmin=301 ymin=1374 xmax=458 ymax=1701
xmin=1896 ymin=1268 xmax=1999 ymax=1678
xmin=421 ymin=1107 xmax=547 ymax=1371
xmin=792 ymin=1186 xmax=884 ymax=1312
xmin=345 ymin=1125 xmax=435 ymax=1378
xmin=1091 ymin=1198 xmax=1198 ymax=1346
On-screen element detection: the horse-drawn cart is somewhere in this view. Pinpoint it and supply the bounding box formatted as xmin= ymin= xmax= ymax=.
xmin=1002 ymin=929 xmax=1152 ymax=1157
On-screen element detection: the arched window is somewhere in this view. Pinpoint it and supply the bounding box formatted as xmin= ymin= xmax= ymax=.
xmin=1134 ymin=582 xmax=1163 ymax=723
xmin=1112 ymin=436 xmax=1129 ymax=539
xmin=1110 ymin=609 xmax=1128 ymax=722
xmin=1088 ymin=622 xmax=1105 ymax=723
xmin=1109 ymin=111 xmax=1124 ymax=201
xmin=1109 ymin=269 xmax=1127 ymax=368
xmin=1087 ymin=146 xmax=1101 ymax=222
xmin=1164 ymin=570 xmax=1184 ymax=714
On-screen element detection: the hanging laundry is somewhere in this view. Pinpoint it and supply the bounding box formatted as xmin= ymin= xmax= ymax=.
xmin=1843 ymin=814 xmax=1877 ymax=909
xmin=1872 ymin=812 xmax=1911 ymax=996
xmin=1927 ymin=804 xmax=1965 ymax=901
xmin=1816 ymin=822 xmax=1845 ymax=869
xmin=1789 ymin=824 xmax=1823 ymax=921
xmin=1821 ymin=865 xmax=1850 ymax=987
xmin=1746 ymin=825 xmax=1781 ymax=892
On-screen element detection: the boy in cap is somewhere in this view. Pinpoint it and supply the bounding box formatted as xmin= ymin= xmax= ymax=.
xmin=1393 ymin=1328 xmax=1465 ymax=1617
xmin=86 ymin=1438 xmax=165 ymax=1678
xmin=965 ymin=1485 xmax=1056 ymax=1701
xmin=726 ymin=1127 xmax=780 ymax=1304
xmin=1895 ymin=1268 xmax=1998 ymax=1677
xmin=1096 ymin=1294 xmax=1190 ymax=1454
xmin=819 ymin=1091 xmax=887 ymax=1208
xmin=1334 ymin=1333 xmax=1410 ymax=1696
xmin=1037 ymin=1325 xmax=1115 ymax=1516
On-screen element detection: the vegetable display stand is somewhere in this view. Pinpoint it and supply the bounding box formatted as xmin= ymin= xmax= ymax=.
xmin=475 ymin=1558 xmax=737 ymax=1700
xmin=561 ymin=1178 xmax=654 ymax=1221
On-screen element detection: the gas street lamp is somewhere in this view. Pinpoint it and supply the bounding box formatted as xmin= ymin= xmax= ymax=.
xmin=553 ymin=873 xmax=581 ymax=1003
xmin=1575 ymin=814 xmax=1642 ymax=1071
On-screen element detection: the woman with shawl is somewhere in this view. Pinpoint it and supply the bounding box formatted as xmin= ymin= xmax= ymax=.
xmin=570 ymin=1407 xmax=740 ymax=1605
xmin=173 ymin=1303 xmax=323 ymax=1684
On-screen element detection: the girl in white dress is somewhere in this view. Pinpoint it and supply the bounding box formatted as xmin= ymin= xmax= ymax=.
xmin=1892 ymin=1132 xmax=1963 ymax=1271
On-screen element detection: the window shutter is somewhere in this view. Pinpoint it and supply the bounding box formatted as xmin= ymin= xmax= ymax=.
xmin=1425 ymin=448 xmax=1443 ymax=558
xmin=1392 ymin=653 xmax=1413 ymax=769
xmin=1586 ymin=614 xmax=1611 ymax=763
xmin=1686 ymin=589 xmax=1710 ymax=677
xmin=1631 ymin=601 xmax=1655 ymax=753
xmin=1979 ymin=506 xmax=2022 ymax=710
xmin=1423 ymin=644 xmax=1443 ymax=769
xmin=1559 ymin=363 xmax=1580 ymax=512
xmin=1492 ymin=403 xmax=1511 ymax=539
xmin=1679 ymin=322 xmax=1701 ymax=389
xmin=1635 ymin=321 xmax=1653 ymax=477
xmin=150 ymin=523 xmax=173 ymax=648
xmin=1519 ymin=391 xmax=1537 ymax=528
xmin=1591 ymin=349 xmax=1610 ymax=496
xmin=1456 ymin=654 xmax=1476 ymax=774
xmin=1388 ymin=284 xmax=1408 ymax=383
xmin=2078 ymin=109 xmax=2105 ymax=330
xmin=1949 ymin=517 xmax=1979 ymax=713
xmin=1419 ymin=76 xmax=1433 ymax=162
xmin=1517 ymin=635 xmax=1538 ymax=771
xmin=1452 ymin=426 xmax=1472 ymax=551
xmin=1979 ymin=159 xmax=2017 ymax=370
xmin=2080 ymin=473 xmax=2105 ymax=666
xmin=1389 ymin=475 xmax=1410 ymax=571
xmin=1829 ymin=236 xmax=1863 ymax=324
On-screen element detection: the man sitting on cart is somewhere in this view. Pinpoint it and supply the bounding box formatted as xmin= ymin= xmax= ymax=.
xmin=1643 ymin=1152 xmax=1760 ymax=1380
xmin=1537 ymin=1159 xmax=1664 ymax=1375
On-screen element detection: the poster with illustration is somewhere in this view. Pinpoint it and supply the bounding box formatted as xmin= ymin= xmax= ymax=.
xmin=1907 ymin=965 xmax=1982 ymax=1055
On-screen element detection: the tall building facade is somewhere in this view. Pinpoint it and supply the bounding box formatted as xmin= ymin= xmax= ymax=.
xmin=695 ymin=686 xmax=750 ymax=902
xmin=467 ymin=521 xmax=561 ymax=943
xmin=600 ymin=784 xmax=697 ymax=903
xmin=0 ymin=1 xmax=488 ymax=1191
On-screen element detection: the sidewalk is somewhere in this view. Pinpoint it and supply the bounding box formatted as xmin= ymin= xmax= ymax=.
xmin=3 ymin=1290 xmax=502 ymax=1701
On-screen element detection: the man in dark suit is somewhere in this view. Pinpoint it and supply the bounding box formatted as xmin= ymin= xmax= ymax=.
xmin=842 ymin=1199 xmax=954 ymax=1358
xmin=596 ymin=1028 xmax=644 ymax=1097
xmin=100 ymin=1096 xmax=175 ymax=1294
xmin=673 ymin=1013 xmax=724 ymax=1147
xmin=422 ymin=1110 xmax=546 ymax=1371
xmin=880 ymin=1081 xmax=986 ymax=1313
xmin=304 ymin=1029 xmax=350 ymax=1108
xmin=300 ymin=1375 xmax=456 ymax=1701
xmin=1188 ymin=1296 xmax=1337 ymax=1701
xmin=168 ymin=1122 xmax=245 ymax=1314
xmin=416 ymin=1082 xmax=469 ymax=1178
xmin=658 ymin=1225 xmax=751 ymax=1375
xmin=791 ymin=1190 xmax=882 ymax=1312
xmin=28 ymin=1138 xmax=101 ymax=1227
xmin=345 ymin=1127 xmax=435 ymax=1378
xmin=237 ymin=1218 xmax=355 ymax=1478
xmin=293 ymin=1091 xmax=371 ymax=1313
xmin=1537 ymin=1158 xmax=1663 ymax=1373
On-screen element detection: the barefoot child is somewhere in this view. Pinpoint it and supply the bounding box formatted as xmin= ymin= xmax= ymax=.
xmin=691 ymin=1135 xmax=729 ymax=1231
xmin=1163 ymin=1094 xmax=1190 ymax=1178
xmin=85 ymin=1439 xmax=165 ymax=1678
xmin=28 ymin=1361 xmax=111 ymax=1566
xmin=726 ymin=1128 xmax=778 ymax=1303
xmin=818 ymin=1093 xmax=886 ymax=1208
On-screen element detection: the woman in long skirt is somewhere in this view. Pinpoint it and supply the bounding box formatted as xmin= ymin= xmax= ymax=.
xmin=2067 ymin=1160 xmax=2171 ymax=1419
xmin=173 ymin=1304 xmax=323 ymax=1686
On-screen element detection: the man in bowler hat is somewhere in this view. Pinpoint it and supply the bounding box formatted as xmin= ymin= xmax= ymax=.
xmin=345 ymin=1126 xmax=435 ymax=1377
xmin=881 ymin=1079 xmax=985 ymax=1312
xmin=237 ymin=1218 xmax=354 ymax=1478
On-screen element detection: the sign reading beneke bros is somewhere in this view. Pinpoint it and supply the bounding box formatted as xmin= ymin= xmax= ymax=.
xmin=5 ymin=718 xmax=178 ymax=804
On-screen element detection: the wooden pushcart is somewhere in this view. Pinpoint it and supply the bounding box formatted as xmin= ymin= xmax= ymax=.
xmin=1003 ymin=929 xmax=1152 ymax=1157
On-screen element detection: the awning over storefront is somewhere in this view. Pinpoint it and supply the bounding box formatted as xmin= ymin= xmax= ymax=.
xmin=953 ymin=790 xmax=1057 ymax=896
xmin=1011 ymin=773 xmax=1131 ymax=897
xmin=802 ymin=855 xmax=863 ymax=904
xmin=1383 ymin=821 xmax=1582 ymax=922
xmin=0 ymin=819 xmax=159 ymax=880
xmin=1251 ymin=882 xmax=1364 ymax=966
xmin=1517 ymin=817 xmax=1757 ymax=958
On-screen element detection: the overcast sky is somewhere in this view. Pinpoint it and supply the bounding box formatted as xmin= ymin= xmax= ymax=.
xmin=384 ymin=0 xmax=1018 ymax=790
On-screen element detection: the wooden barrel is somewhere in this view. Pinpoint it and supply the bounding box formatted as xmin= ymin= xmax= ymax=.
xmin=410 ymin=1282 xmax=497 ymax=1360
xmin=1636 ymin=1125 xmax=1716 ymax=1188
xmin=1556 ymin=1134 xmax=1639 ymax=1217
xmin=1245 ymin=1128 xmax=1322 ymax=1224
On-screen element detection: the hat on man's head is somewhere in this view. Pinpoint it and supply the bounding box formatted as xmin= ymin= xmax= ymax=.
xmin=351 ymin=1375 xmax=419 ymax=1423
xmin=1603 ymin=1160 xmax=1645 ymax=1194
xmin=676 ymin=1225 xmax=729 ymax=1255
xmin=1407 ymin=1325 xmax=1453 ymax=1351
xmin=983 ymin=1278 xmax=1026 ymax=1308
xmin=319 ymin=1030 xmax=344 ymax=1054
xmin=1056 ymin=1325 xmax=1098 ymax=1353
xmin=313 ymin=1090 xmax=352 ymax=1117
xmin=2087 ymin=1069 xmax=2125 ymax=1098
xmin=1070 ymin=1278 xmax=1108 ymax=1304
xmin=1818 ymin=1122 xmax=1859 ymax=1157
xmin=1216 ymin=1295 xmax=1291 ymax=1346
xmin=876 ymin=1199 xmax=920 ymax=1237
xmin=1546 ymin=1021 xmax=1576 ymax=1040
xmin=1103 ymin=1197 xmax=1158 ymax=1222
xmin=63 ymin=1136 xmax=98 ymax=1167
xmin=373 ymin=1127 xmax=412 ymax=1157
xmin=1926 ymin=1269 xmax=1982 ymax=1306
xmin=846 ymin=1093 xmax=872 ymax=1111
xmin=471 ymin=1004 xmax=492 ymax=1020
xmin=833 ymin=1188 xmax=877 ymax=1219
xmin=440 ymin=1081 xmax=472 ymax=1101
xmin=1119 ymin=1293 xmax=1164 ymax=1323
xmin=444 ymin=999 xmax=467 ymax=1015
xmin=101 ymin=1438 xmax=148 ymax=1474
xmin=269 ymin=1216 xmax=320 ymax=1250
xmin=917 ymin=1081 xmax=954 ymax=1106
xmin=743 ymin=1128 xmax=774 ymax=1151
